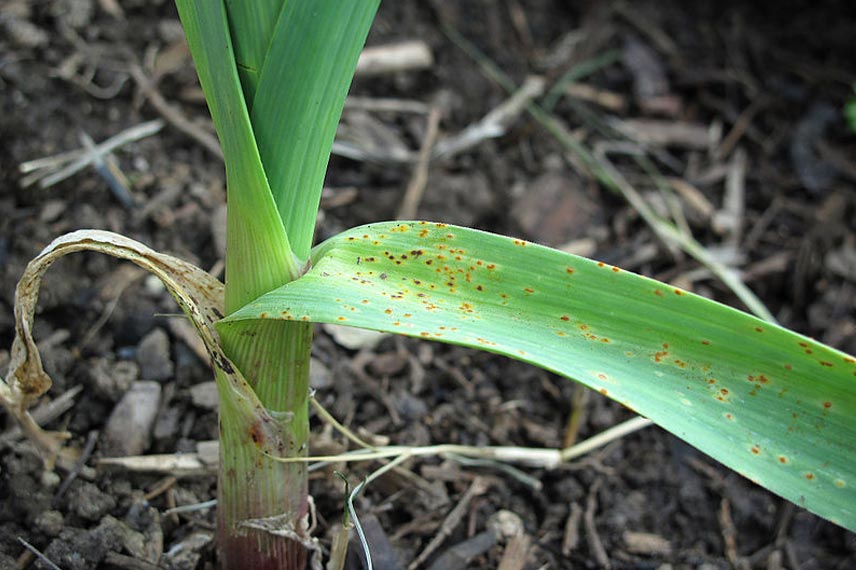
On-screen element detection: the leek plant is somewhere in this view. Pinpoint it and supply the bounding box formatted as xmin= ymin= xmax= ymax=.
xmin=1 ymin=1 xmax=854 ymax=569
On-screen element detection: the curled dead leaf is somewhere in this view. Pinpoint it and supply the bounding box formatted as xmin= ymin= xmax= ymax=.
xmin=0 ymin=229 xmax=278 ymax=467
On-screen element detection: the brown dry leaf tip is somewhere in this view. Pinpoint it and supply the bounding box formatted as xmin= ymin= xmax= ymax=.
xmin=1 ymin=229 xmax=271 ymax=466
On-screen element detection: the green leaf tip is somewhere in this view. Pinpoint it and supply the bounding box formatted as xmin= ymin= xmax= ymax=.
xmin=220 ymin=221 xmax=856 ymax=532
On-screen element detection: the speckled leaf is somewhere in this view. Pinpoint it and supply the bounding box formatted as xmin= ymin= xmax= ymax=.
xmin=221 ymin=221 xmax=856 ymax=531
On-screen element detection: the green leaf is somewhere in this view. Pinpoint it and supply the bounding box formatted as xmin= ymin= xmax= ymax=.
xmin=250 ymin=0 xmax=379 ymax=261
xmin=176 ymin=0 xmax=298 ymax=313
xmin=224 ymin=0 xmax=284 ymax=109
xmin=220 ymin=221 xmax=856 ymax=531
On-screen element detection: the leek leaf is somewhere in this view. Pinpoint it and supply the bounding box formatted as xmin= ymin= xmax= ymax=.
xmin=221 ymin=221 xmax=856 ymax=531
xmin=176 ymin=0 xmax=298 ymax=313
xmin=251 ymin=1 xmax=380 ymax=261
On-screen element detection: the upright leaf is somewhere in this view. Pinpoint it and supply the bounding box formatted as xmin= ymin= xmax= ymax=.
xmin=175 ymin=0 xmax=298 ymax=313
xmin=224 ymin=0 xmax=283 ymax=108
xmin=251 ymin=1 xmax=380 ymax=261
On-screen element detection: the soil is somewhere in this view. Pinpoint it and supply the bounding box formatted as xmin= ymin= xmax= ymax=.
xmin=2 ymin=1 xmax=856 ymax=569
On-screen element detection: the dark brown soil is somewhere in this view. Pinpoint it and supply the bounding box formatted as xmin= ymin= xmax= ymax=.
xmin=2 ymin=1 xmax=855 ymax=568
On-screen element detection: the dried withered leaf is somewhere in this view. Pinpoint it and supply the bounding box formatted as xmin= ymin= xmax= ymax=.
xmin=0 ymin=229 xmax=276 ymax=465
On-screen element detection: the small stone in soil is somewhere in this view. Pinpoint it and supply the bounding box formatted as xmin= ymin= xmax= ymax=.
xmin=309 ymin=357 xmax=332 ymax=389
xmin=101 ymin=381 xmax=162 ymax=457
xmin=125 ymin=500 xmax=164 ymax=563
xmin=137 ymin=328 xmax=174 ymax=381
xmin=391 ymin=390 xmax=428 ymax=421
xmin=153 ymin=405 xmax=181 ymax=442
xmin=34 ymin=510 xmax=64 ymax=537
xmin=67 ymin=481 xmax=117 ymax=522
xmin=161 ymin=531 xmax=213 ymax=570
xmin=189 ymin=381 xmax=218 ymax=410
xmin=89 ymin=358 xmax=139 ymax=402
xmin=42 ymin=516 xmax=126 ymax=570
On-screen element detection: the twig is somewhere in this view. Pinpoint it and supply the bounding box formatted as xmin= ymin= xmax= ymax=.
xmin=542 ymin=49 xmax=622 ymax=111
xmin=17 ymin=537 xmax=63 ymax=570
xmin=719 ymin=499 xmax=750 ymax=570
xmin=443 ymin=23 xmax=777 ymax=323
xmin=20 ymin=119 xmax=163 ymax=189
xmin=344 ymin=96 xmax=430 ymax=115
xmin=593 ymin=148 xmax=776 ymax=323
xmin=633 ymin=152 xmax=692 ymax=240
xmin=613 ymin=0 xmax=678 ymax=57
xmin=408 ymin=477 xmax=489 ymax=569
xmin=143 ymin=475 xmax=178 ymax=502
xmin=562 ymin=502 xmax=584 ymax=555
xmin=561 ymin=385 xmax=590 ymax=449
xmin=714 ymin=97 xmax=767 ymax=160
xmin=719 ymin=147 xmax=748 ymax=251
xmin=95 ymin=451 xmax=213 ymax=475
xmin=397 ymin=106 xmax=442 ymax=219
xmin=356 ymin=41 xmax=433 ymax=76
xmin=163 ymin=499 xmax=218 ymax=515
xmin=433 ymin=76 xmax=545 ymax=159
xmin=128 ymin=62 xmax=223 ymax=159
xmin=327 ymin=519 xmax=352 ymax=570
xmin=53 ymin=430 xmax=99 ymax=505
xmin=584 ymin=478 xmax=611 ymax=569
xmin=79 ymin=131 xmax=135 ymax=208
xmin=565 ymin=83 xmax=627 ymax=112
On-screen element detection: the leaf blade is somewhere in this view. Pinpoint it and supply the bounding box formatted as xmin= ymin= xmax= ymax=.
xmin=223 ymin=0 xmax=284 ymax=108
xmin=220 ymin=221 xmax=856 ymax=531
xmin=176 ymin=0 xmax=298 ymax=313
xmin=250 ymin=0 xmax=380 ymax=261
